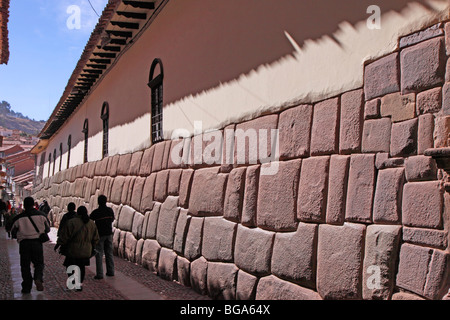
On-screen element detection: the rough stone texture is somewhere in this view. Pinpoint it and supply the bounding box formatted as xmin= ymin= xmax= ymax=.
xmin=405 ymin=155 xmax=437 ymax=182
xmin=167 ymin=169 xmax=182 ymax=196
xmin=117 ymin=153 xmax=132 ymax=176
xmin=121 ymin=176 xmax=135 ymax=206
xmin=223 ymin=167 xmax=246 ymax=222
xmin=176 ymin=256 xmax=191 ymax=287
xmin=345 ymin=154 xmax=375 ymax=223
xmin=190 ymin=257 xmax=208 ymax=296
xmin=418 ymin=114 xmax=435 ymax=155
xmin=117 ymin=205 xmax=135 ymax=232
xmin=310 ymin=97 xmax=340 ymax=156
xmin=130 ymin=177 xmax=146 ymax=212
xmin=362 ymin=118 xmax=391 ymax=153
xmin=234 ymin=225 xmax=274 ymax=276
xmin=202 ymin=217 xmax=237 ymax=262
xmin=141 ymin=239 xmax=161 ymax=273
xmin=131 ymin=212 xmax=145 ymax=239
xmin=317 ymin=223 xmax=366 ymax=300
xmin=390 ymin=118 xmax=418 ymax=157
xmin=158 ymin=248 xmax=177 ymax=281
xmin=271 ymin=223 xmax=318 ymax=288
xmin=326 ymin=155 xmax=350 ymax=225
xmin=184 ymin=217 xmax=204 ymax=261
xmin=402 ymin=181 xmax=443 ymax=229
xmin=139 ymin=147 xmax=154 ymax=176
xmin=125 ymin=232 xmax=137 ymax=262
xmin=221 ymin=124 xmax=235 ymax=173
xmin=279 ymin=104 xmax=313 ymax=160
xmin=257 ymin=160 xmax=301 ymax=231
xmin=364 ymin=99 xmax=380 ymax=120
xmin=144 ymin=202 xmax=160 ymax=239
xmin=241 ymin=165 xmax=259 ymax=227
xmin=373 ymin=168 xmax=405 ymax=223
xmin=297 ymin=156 xmax=329 ymax=223
xmin=380 ymin=92 xmax=416 ymax=122
xmin=129 ymin=151 xmax=143 ymax=176
xmin=178 ymin=169 xmax=194 ymax=208
xmin=156 ymin=196 xmax=180 ymax=249
xmin=396 ymin=244 xmax=449 ymax=299
xmin=207 ymin=262 xmax=239 ymax=300
xmin=443 ymin=83 xmax=450 ymax=115
xmin=154 ymin=170 xmax=169 ymax=203
xmin=151 ymin=142 xmax=166 ymax=173
xmin=399 ymin=23 xmax=444 ymax=48
xmin=189 ymin=167 xmax=227 ymax=216
xmin=340 ymin=89 xmax=364 ymax=154
xmin=434 ymin=115 xmax=450 ymax=148
xmin=391 ymin=291 xmax=425 ymax=300
xmin=362 ymin=225 xmax=402 ymax=300
xmin=173 ymin=209 xmax=190 ymax=255
xmin=403 ymin=227 xmax=448 ymax=250
xmin=234 ymin=114 xmax=278 ymax=165
xmin=417 ymin=87 xmax=442 ymax=115
xmin=236 ymin=270 xmax=258 ymax=300
xmin=401 ymin=37 xmax=446 ymax=93
xmin=140 ymin=174 xmax=156 ymax=214
xmin=256 ymin=275 xmax=322 ymax=300
xmin=364 ymin=52 xmax=400 ymax=101
xmin=110 ymin=176 xmax=125 ymax=204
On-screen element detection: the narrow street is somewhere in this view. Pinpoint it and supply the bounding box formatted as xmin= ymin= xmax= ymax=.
xmin=0 ymin=227 xmax=210 ymax=301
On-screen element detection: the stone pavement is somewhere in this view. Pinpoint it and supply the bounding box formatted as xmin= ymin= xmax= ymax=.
xmin=0 ymin=226 xmax=210 ymax=301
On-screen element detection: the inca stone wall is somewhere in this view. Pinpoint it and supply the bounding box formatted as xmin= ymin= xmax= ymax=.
xmin=33 ymin=22 xmax=450 ymax=300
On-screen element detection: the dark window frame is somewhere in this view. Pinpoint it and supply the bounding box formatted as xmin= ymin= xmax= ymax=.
xmin=101 ymin=102 xmax=109 ymax=159
xmin=48 ymin=153 xmax=52 ymax=177
xmin=148 ymin=58 xmax=164 ymax=144
xmin=53 ymin=149 xmax=56 ymax=175
xmin=67 ymin=135 xmax=72 ymax=169
xmin=82 ymin=119 xmax=89 ymax=163
xmin=59 ymin=143 xmax=63 ymax=172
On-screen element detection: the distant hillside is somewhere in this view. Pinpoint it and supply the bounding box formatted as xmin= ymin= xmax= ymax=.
xmin=0 ymin=101 xmax=45 ymax=136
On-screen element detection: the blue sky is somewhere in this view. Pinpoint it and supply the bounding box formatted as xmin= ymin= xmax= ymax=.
xmin=0 ymin=0 xmax=108 ymax=121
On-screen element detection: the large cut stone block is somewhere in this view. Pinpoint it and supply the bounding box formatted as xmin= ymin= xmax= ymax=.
xmin=156 ymin=196 xmax=180 ymax=249
xmin=190 ymin=257 xmax=208 ymax=295
xmin=256 ymin=275 xmax=322 ymax=300
xmin=404 ymin=155 xmax=437 ymax=182
xmin=340 ymin=89 xmax=364 ymax=154
xmin=173 ymin=209 xmax=190 ymax=255
xmin=400 ymin=37 xmax=446 ymax=93
xmin=223 ymin=167 xmax=246 ymax=222
xmin=380 ymin=92 xmax=416 ymax=122
xmin=364 ymin=52 xmax=400 ymax=101
xmin=140 ymin=174 xmax=156 ymax=213
xmin=345 ymin=154 xmax=376 ymax=223
xmin=362 ymin=225 xmax=402 ymax=300
xmin=184 ymin=217 xmax=204 ymax=261
xmin=158 ymin=248 xmax=177 ymax=281
xmin=236 ymin=270 xmax=258 ymax=300
xmin=373 ymin=168 xmax=405 ymax=223
xmin=234 ymin=225 xmax=274 ymax=276
xmin=189 ymin=167 xmax=228 ymax=216
xmin=139 ymin=147 xmax=154 ymax=176
xmin=317 ymin=223 xmax=366 ymax=300
xmin=310 ymin=97 xmax=340 ymax=156
xmin=271 ymin=223 xmax=318 ymax=288
xmin=402 ymin=181 xmax=443 ymax=228
xmin=326 ymin=155 xmax=350 ymax=225
xmin=117 ymin=205 xmax=135 ymax=232
xmin=298 ymin=156 xmax=329 ymax=223
xmin=202 ymin=217 xmax=237 ymax=262
xmin=390 ymin=118 xmax=418 ymax=157
xmin=242 ymin=165 xmax=259 ymax=227
xmin=207 ymin=262 xmax=239 ymax=300
xmin=141 ymin=239 xmax=160 ymax=273
xmin=279 ymin=104 xmax=313 ymax=160
xmin=257 ymin=159 xmax=301 ymax=231
xmin=361 ymin=118 xmax=391 ymax=153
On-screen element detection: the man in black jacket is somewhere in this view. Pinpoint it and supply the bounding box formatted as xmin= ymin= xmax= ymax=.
xmin=54 ymin=202 xmax=77 ymax=253
xmin=11 ymin=197 xmax=50 ymax=294
xmin=90 ymin=195 xmax=115 ymax=279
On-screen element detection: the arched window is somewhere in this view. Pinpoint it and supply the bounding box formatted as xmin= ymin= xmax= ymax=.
xmin=82 ymin=119 xmax=89 ymax=163
xmin=59 ymin=143 xmax=63 ymax=172
xmin=101 ymin=102 xmax=109 ymax=158
xmin=48 ymin=153 xmax=52 ymax=177
xmin=148 ymin=58 xmax=164 ymax=144
xmin=67 ymin=135 xmax=72 ymax=169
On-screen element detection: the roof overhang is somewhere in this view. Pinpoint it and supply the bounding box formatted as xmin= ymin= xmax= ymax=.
xmin=30 ymin=139 xmax=49 ymax=155
xmin=39 ymin=0 xmax=167 ymax=140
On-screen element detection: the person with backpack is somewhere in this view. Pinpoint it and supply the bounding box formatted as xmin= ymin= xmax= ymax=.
xmin=56 ymin=206 xmax=99 ymax=291
xmin=11 ymin=197 xmax=50 ymax=294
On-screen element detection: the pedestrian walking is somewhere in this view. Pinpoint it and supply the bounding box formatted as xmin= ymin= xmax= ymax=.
xmin=4 ymin=207 xmax=17 ymax=238
xmin=0 ymin=199 xmax=6 ymax=227
xmin=10 ymin=197 xmax=50 ymax=294
xmin=90 ymin=195 xmax=115 ymax=279
xmin=39 ymin=200 xmax=51 ymax=219
xmin=54 ymin=202 xmax=77 ymax=253
xmin=56 ymin=206 xmax=99 ymax=291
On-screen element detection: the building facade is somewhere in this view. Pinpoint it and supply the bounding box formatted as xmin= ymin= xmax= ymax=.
xmin=32 ymin=0 xmax=450 ymax=300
